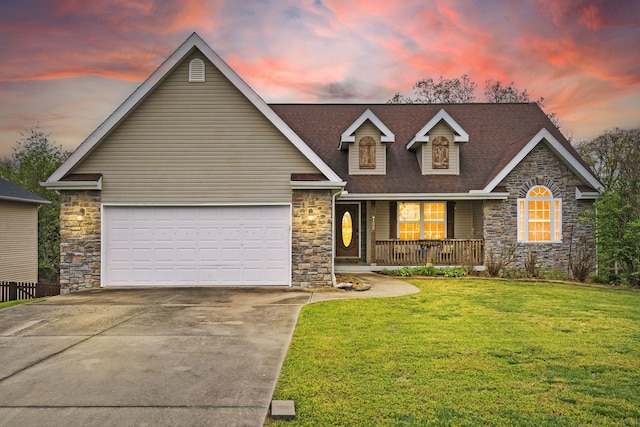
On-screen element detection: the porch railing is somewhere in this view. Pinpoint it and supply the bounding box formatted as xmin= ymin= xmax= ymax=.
xmin=375 ymin=239 xmax=484 ymax=266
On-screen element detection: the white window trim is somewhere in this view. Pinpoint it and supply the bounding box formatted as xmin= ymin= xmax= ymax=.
xmin=398 ymin=201 xmax=447 ymax=240
xmin=517 ymin=186 xmax=562 ymax=243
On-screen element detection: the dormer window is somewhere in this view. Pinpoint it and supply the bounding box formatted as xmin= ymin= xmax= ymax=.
xmin=406 ymin=109 xmax=468 ymax=176
xmin=359 ymin=136 xmax=376 ymax=169
xmin=339 ymin=109 xmax=394 ymax=175
xmin=432 ymin=136 xmax=449 ymax=169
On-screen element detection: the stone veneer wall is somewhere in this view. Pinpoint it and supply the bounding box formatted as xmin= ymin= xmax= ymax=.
xmin=291 ymin=189 xmax=334 ymax=287
xmin=59 ymin=190 xmax=101 ymax=293
xmin=483 ymin=144 xmax=595 ymax=273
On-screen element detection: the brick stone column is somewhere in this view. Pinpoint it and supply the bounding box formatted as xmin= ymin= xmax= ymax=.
xmin=59 ymin=190 xmax=101 ymax=293
xmin=291 ymin=189 xmax=334 ymax=288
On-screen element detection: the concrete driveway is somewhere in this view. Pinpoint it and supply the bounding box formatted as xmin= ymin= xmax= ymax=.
xmin=0 ymin=287 xmax=311 ymax=427
xmin=0 ymin=274 xmax=417 ymax=426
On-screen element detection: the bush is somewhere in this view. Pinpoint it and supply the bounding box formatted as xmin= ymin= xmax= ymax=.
xmin=569 ymin=237 xmax=596 ymax=282
xmin=485 ymin=241 xmax=517 ymax=277
xmin=379 ymin=265 xmax=467 ymax=278
xmin=524 ymin=250 xmax=541 ymax=278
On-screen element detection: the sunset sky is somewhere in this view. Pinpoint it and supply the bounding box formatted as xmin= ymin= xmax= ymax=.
xmin=0 ymin=0 xmax=638 ymax=158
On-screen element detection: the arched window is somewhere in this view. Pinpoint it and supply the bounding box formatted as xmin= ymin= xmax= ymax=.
xmin=189 ymin=58 xmax=205 ymax=82
xmin=518 ymin=185 xmax=562 ymax=242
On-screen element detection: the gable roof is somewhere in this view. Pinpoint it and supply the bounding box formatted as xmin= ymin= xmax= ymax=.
xmin=0 ymin=178 xmax=49 ymax=204
xmin=406 ymin=108 xmax=469 ymax=150
xmin=339 ymin=109 xmax=395 ymax=149
xmin=46 ymin=33 xmax=342 ymax=186
xmin=270 ymin=103 xmax=601 ymax=197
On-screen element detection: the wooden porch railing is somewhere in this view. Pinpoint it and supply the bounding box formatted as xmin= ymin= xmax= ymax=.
xmin=375 ymin=239 xmax=484 ymax=266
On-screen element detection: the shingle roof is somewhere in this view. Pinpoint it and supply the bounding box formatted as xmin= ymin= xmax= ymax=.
xmin=270 ymin=103 xmax=590 ymax=194
xmin=0 ymin=178 xmax=49 ymax=204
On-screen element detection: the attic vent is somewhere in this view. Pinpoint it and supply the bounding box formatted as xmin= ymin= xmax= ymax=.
xmin=189 ymin=58 xmax=205 ymax=82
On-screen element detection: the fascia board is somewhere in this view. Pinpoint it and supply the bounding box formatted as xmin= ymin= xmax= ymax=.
xmin=0 ymin=195 xmax=51 ymax=204
xmin=482 ymin=128 xmax=604 ymax=193
xmin=406 ymin=108 xmax=469 ymax=151
xmin=48 ymin=33 xmax=342 ymax=184
xmin=337 ymin=192 xmax=509 ymax=201
xmin=576 ymin=187 xmax=600 ymax=199
xmin=339 ymin=109 xmax=395 ymax=149
xmin=42 ymin=177 xmax=102 ymax=191
xmin=291 ymin=181 xmax=347 ymax=190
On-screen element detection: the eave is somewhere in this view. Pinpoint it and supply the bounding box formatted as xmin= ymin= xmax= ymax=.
xmin=337 ymin=192 xmax=509 ymax=201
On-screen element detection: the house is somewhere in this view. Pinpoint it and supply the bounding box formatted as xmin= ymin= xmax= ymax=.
xmin=0 ymin=178 xmax=50 ymax=283
xmin=44 ymin=33 xmax=602 ymax=292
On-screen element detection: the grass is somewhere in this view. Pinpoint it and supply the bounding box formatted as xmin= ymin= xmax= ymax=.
xmin=0 ymin=298 xmax=43 ymax=310
xmin=268 ymin=279 xmax=640 ymax=426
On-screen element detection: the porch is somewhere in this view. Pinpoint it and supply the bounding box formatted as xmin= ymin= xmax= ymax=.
xmin=373 ymin=239 xmax=484 ymax=266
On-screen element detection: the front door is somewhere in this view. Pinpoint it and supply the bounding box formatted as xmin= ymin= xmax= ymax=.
xmin=336 ymin=203 xmax=360 ymax=258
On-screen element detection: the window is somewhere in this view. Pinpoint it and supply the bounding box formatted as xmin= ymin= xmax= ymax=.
xmin=518 ymin=186 xmax=562 ymax=242
xmin=359 ymin=136 xmax=376 ymax=169
xmin=398 ymin=202 xmax=445 ymax=240
xmin=432 ymin=136 xmax=449 ymax=169
xmin=189 ymin=58 xmax=205 ymax=82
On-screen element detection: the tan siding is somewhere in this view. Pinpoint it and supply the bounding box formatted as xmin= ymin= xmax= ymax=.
xmin=376 ymin=200 xmax=391 ymax=240
xmin=72 ymin=51 xmax=320 ymax=204
xmin=421 ymin=121 xmax=459 ymax=175
xmin=0 ymin=201 xmax=38 ymax=282
xmin=454 ymin=200 xmax=474 ymax=239
xmin=349 ymin=121 xmax=386 ymax=175
xmin=473 ymin=200 xmax=483 ymax=239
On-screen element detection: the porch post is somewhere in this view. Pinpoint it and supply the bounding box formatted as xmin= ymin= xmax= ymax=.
xmin=369 ymin=200 xmax=377 ymax=265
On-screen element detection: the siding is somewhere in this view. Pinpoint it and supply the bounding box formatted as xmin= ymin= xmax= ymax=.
xmin=376 ymin=200 xmax=391 ymax=240
xmin=473 ymin=200 xmax=483 ymax=239
xmin=348 ymin=121 xmax=386 ymax=175
xmin=0 ymin=200 xmax=38 ymax=282
xmin=454 ymin=200 xmax=474 ymax=239
xmin=72 ymin=50 xmax=320 ymax=204
xmin=420 ymin=121 xmax=459 ymax=175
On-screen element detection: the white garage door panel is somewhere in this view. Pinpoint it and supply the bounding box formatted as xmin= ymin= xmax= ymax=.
xmin=104 ymin=206 xmax=290 ymax=286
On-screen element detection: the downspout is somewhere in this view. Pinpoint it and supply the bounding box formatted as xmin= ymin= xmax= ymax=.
xmin=331 ymin=187 xmax=345 ymax=287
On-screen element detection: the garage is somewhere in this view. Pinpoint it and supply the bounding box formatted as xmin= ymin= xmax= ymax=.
xmin=103 ymin=205 xmax=291 ymax=286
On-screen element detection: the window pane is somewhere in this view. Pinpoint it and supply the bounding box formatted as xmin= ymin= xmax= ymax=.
xmin=399 ymin=202 xmax=420 ymax=221
xmin=424 ymin=222 xmax=444 ymax=239
xmin=423 ymin=202 xmax=445 ymax=221
xmin=341 ymin=211 xmax=353 ymax=247
xmin=399 ymin=222 xmax=420 ymax=240
xmin=518 ymin=199 xmax=525 ymax=241
xmin=529 ymin=186 xmax=551 ymax=197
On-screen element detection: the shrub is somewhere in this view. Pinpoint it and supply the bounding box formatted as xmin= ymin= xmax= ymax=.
xmin=485 ymin=241 xmax=517 ymax=277
xmin=524 ymin=250 xmax=541 ymax=278
xmin=569 ymin=237 xmax=596 ymax=282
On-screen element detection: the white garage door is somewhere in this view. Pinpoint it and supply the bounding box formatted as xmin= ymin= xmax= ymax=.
xmin=103 ymin=206 xmax=290 ymax=286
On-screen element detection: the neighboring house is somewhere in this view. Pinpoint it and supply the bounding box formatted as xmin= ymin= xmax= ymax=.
xmin=44 ymin=33 xmax=602 ymax=292
xmin=0 ymin=178 xmax=50 ymax=283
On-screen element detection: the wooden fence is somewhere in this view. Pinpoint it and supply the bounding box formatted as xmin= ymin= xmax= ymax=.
xmin=0 ymin=281 xmax=61 ymax=303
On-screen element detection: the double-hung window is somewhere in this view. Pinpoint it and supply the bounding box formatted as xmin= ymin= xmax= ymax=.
xmin=398 ymin=202 xmax=445 ymax=240
xmin=518 ymin=186 xmax=562 ymax=242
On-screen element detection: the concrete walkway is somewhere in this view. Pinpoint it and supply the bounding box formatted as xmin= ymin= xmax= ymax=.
xmin=310 ymin=272 xmax=420 ymax=303
xmin=0 ymin=275 xmax=417 ymax=427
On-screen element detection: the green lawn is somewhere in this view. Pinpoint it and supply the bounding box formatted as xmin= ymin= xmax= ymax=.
xmin=0 ymin=298 xmax=42 ymax=310
xmin=269 ymin=279 xmax=640 ymax=426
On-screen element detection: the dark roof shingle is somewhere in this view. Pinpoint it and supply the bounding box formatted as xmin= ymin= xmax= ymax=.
xmin=0 ymin=178 xmax=49 ymax=204
xmin=270 ymin=103 xmax=588 ymax=195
